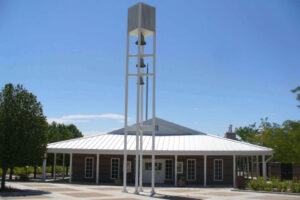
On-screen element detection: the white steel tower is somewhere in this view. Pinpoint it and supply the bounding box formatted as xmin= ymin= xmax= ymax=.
xmin=123 ymin=2 xmax=156 ymax=195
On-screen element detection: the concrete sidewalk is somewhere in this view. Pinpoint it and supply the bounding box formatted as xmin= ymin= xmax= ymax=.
xmin=1 ymin=181 xmax=300 ymax=200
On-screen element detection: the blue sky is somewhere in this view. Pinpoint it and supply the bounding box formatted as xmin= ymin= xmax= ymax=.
xmin=0 ymin=0 xmax=299 ymax=136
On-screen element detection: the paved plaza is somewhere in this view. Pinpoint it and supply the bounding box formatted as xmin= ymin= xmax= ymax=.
xmin=1 ymin=182 xmax=300 ymax=200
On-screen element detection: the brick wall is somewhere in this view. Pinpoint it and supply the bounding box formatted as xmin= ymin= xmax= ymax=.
xmin=71 ymin=154 xmax=234 ymax=185
xmin=207 ymin=156 xmax=233 ymax=185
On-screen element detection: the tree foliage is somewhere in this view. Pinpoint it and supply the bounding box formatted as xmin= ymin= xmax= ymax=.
xmin=291 ymin=86 xmax=300 ymax=108
xmin=235 ymin=118 xmax=300 ymax=164
xmin=0 ymin=84 xmax=48 ymax=190
xmin=47 ymin=122 xmax=83 ymax=143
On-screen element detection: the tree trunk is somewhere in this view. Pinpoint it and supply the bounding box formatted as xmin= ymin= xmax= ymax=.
xmin=1 ymin=167 xmax=8 ymax=191
xmin=34 ymin=166 xmax=37 ymax=179
xmin=66 ymin=166 xmax=68 ymax=176
xmin=9 ymin=168 xmax=13 ymax=180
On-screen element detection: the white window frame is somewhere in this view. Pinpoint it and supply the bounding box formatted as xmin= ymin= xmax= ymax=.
xmin=165 ymin=159 xmax=173 ymax=180
xmin=84 ymin=157 xmax=94 ymax=179
xmin=214 ymin=159 xmax=223 ymax=181
xmin=186 ymin=159 xmax=196 ymax=181
xmin=111 ymin=158 xmax=120 ymax=179
xmin=177 ymin=161 xmax=183 ymax=174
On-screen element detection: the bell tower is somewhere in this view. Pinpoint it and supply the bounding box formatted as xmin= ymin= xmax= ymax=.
xmin=123 ymin=3 xmax=156 ymax=195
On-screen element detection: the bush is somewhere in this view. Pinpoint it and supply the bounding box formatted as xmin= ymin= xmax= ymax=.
xmin=277 ymin=181 xmax=288 ymax=192
xmin=289 ymin=179 xmax=300 ymax=193
xmin=270 ymin=177 xmax=280 ymax=189
xmin=248 ymin=179 xmax=259 ymax=190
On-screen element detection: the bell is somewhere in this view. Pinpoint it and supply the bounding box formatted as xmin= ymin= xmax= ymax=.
xmin=139 ymin=77 xmax=144 ymax=85
xmin=136 ymin=58 xmax=146 ymax=68
xmin=135 ymin=34 xmax=146 ymax=45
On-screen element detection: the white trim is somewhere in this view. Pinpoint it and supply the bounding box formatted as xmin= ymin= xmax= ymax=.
xmin=111 ymin=158 xmax=120 ymax=179
xmin=85 ymin=157 xmax=94 ymax=179
xmin=214 ymin=159 xmax=223 ymax=181
xmin=186 ymin=159 xmax=196 ymax=181
xmin=165 ymin=159 xmax=173 ymax=181
xmin=47 ymin=149 xmax=273 ymax=156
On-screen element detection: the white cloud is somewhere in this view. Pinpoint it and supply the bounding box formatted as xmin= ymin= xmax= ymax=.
xmin=47 ymin=113 xmax=124 ymax=124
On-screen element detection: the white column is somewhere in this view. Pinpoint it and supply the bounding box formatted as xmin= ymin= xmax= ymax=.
xmin=96 ymin=153 xmax=99 ymax=184
xmin=262 ymin=155 xmax=266 ymax=179
xmin=204 ymin=155 xmax=207 ymax=187
xmin=139 ymin=62 xmax=144 ymax=192
xmin=69 ymin=153 xmax=73 ymax=183
xmin=42 ymin=153 xmax=47 ymax=182
xmin=123 ymin=30 xmax=130 ymax=193
xmin=134 ymin=5 xmax=142 ymax=194
xmin=53 ymin=153 xmax=56 ymax=180
xmin=233 ymin=155 xmax=236 ymax=187
xmin=256 ymin=155 xmax=259 ymax=178
xmin=151 ymin=31 xmax=156 ymax=197
xmin=62 ymin=153 xmax=65 ymax=180
xmin=174 ymin=155 xmax=178 ymax=186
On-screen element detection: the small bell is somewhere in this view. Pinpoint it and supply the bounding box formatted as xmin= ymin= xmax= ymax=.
xmin=139 ymin=77 xmax=144 ymax=85
xmin=135 ymin=34 xmax=146 ymax=46
xmin=136 ymin=58 xmax=146 ymax=68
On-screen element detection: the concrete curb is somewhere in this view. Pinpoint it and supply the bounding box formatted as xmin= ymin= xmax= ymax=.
xmin=231 ymin=189 xmax=300 ymax=196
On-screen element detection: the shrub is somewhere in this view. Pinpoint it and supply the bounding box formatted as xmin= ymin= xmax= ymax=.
xmin=270 ymin=177 xmax=280 ymax=189
xmin=277 ymin=181 xmax=288 ymax=192
xmin=289 ymin=179 xmax=300 ymax=193
xmin=248 ymin=179 xmax=259 ymax=190
xmin=264 ymin=183 xmax=273 ymax=191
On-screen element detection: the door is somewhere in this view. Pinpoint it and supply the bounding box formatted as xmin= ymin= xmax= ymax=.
xmin=143 ymin=159 xmax=164 ymax=183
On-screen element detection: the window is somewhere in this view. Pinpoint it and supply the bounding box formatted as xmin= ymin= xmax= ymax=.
xmin=187 ymin=159 xmax=196 ymax=181
xmin=177 ymin=162 xmax=183 ymax=174
xmin=145 ymin=162 xmax=162 ymax=171
xmin=165 ymin=160 xmax=173 ymax=180
xmin=214 ymin=159 xmax=223 ymax=181
xmin=111 ymin=158 xmax=120 ymax=179
xmin=85 ymin=157 xmax=94 ymax=178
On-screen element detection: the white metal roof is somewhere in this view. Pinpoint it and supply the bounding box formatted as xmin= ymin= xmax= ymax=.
xmin=47 ymin=118 xmax=273 ymax=156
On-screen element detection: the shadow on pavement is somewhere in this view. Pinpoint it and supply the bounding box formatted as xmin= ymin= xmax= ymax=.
xmin=152 ymin=193 xmax=204 ymax=200
xmin=0 ymin=189 xmax=50 ymax=197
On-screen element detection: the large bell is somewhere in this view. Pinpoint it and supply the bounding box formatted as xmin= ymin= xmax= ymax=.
xmin=135 ymin=34 xmax=146 ymax=45
xmin=136 ymin=58 xmax=146 ymax=68
xmin=139 ymin=77 xmax=144 ymax=85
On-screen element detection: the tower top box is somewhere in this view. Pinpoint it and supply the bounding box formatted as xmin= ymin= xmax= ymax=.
xmin=128 ymin=2 xmax=156 ymax=38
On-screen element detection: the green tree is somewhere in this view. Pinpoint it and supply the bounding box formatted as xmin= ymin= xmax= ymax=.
xmin=235 ymin=119 xmax=300 ymax=164
xmin=291 ymin=86 xmax=300 ymax=108
xmin=46 ymin=122 xmax=82 ymax=177
xmin=0 ymin=84 xmax=48 ymax=191
xmin=47 ymin=123 xmax=82 ymax=143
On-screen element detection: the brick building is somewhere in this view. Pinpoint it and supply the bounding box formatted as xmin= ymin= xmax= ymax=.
xmin=45 ymin=118 xmax=273 ymax=187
